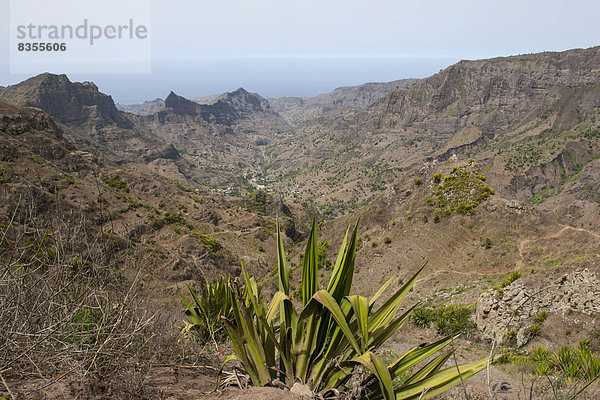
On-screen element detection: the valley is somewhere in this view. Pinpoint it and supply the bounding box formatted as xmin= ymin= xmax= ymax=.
xmin=1 ymin=46 xmax=599 ymax=399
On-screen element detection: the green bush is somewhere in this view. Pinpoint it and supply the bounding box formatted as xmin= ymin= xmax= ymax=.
xmin=317 ymin=240 xmax=332 ymax=270
xmin=102 ymin=173 xmax=128 ymax=192
xmin=414 ymin=178 xmax=423 ymax=186
xmin=533 ymin=310 xmax=548 ymax=324
xmin=506 ymin=329 xmax=517 ymax=343
xmin=412 ymin=304 xmax=475 ymax=336
xmin=493 ymin=270 xmax=522 ymax=292
xmin=411 ymin=307 xmax=435 ymax=328
xmin=430 ymin=165 xmax=493 ymax=216
xmin=529 ymin=324 xmax=541 ymax=337
xmin=484 ymin=237 xmax=493 ymax=249
xmin=434 ymin=305 xmax=476 ymax=336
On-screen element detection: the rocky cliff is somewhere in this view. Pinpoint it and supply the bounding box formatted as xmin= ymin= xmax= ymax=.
xmin=270 ymin=79 xmax=419 ymax=124
xmin=379 ymin=46 xmax=600 ymax=139
xmin=0 ymin=73 xmax=130 ymax=128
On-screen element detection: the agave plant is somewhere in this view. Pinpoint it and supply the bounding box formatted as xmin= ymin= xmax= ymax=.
xmin=221 ymin=219 xmax=487 ymax=399
xmin=180 ymin=275 xmax=235 ymax=343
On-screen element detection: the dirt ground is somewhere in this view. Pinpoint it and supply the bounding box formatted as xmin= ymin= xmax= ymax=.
xmin=8 ymin=363 xmax=598 ymax=400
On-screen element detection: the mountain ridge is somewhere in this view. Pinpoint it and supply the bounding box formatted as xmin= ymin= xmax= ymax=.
xmin=2 ymin=46 xmax=600 ymax=399
xmin=0 ymin=73 xmax=129 ymax=128
xmin=269 ymin=78 xmax=419 ymax=124
xmin=116 ymin=98 xmax=165 ymax=116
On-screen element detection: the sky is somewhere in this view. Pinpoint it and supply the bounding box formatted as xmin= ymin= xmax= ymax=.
xmin=1 ymin=0 xmax=599 ymax=103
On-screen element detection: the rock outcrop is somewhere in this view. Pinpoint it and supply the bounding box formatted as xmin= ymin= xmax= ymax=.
xmin=476 ymin=268 xmax=600 ymax=347
xmin=0 ymin=73 xmax=130 ymax=128
xmin=380 ymin=46 xmax=600 ymax=139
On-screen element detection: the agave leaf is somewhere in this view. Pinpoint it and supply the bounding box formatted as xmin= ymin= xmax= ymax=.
xmin=308 ymin=290 xmax=361 ymax=355
xmin=313 ymin=227 xmax=356 ymax=373
xmin=327 ymin=226 xmax=349 ymax=289
xmin=186 ymin=284 xmax=202 ymax=308
xmin=394 ymin=358 xmax=488 ymax=399
xmin=347 ymin=295 xmax=369 ymax=352
xmin=389 ymin=335 xmax=459 ymax=380
xmin=241 ymin=262 xmax=259 ymax=302
xmin=402 ymin=350 xmax=452 ymax=386
xmin=369 ymin=275 xmax=396 ymax=307
xmin=302 ymin=217 xmax=318 ymax=305
xmin=277 ymin=221 xmax=295 ymax=340
xmin=180 ymin=294 xmax=202 ymax=325
xmin=369 ymin=264 xmax=425 ymax=331
xmin=368 ymin=304 xmax=416 ymax=350
xmin=222 ymin=317 xmax=261 ymax=385
xmin=295 ymin=313 xmax=321 ymax=382
xmin=217 ymin=220 xmax=486 ymax=398
xmin=321 ymin=363 xmax=354 ymax=392
xmin=227 ymin=284 xmax=271 ymax=386
xmin=326 ymin=221 xmax=359 ymax=302
xmin=266 ymin=291 xmax=291 ymax=323
xmin=276 ymin=219 xmax=290 ymax=295
xmin=309 ymin=297 xmax=355 ymax=389
xmin=253 ymin=308 xmax=287 ymax=380
xmin=352 ymin=352 xmax=395 ymax=400
xmin=217 ymin=353 xmax=244 ymax=389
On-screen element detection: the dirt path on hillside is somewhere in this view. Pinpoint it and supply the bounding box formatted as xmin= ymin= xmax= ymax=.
xmin=415 ymin=268 xmax=493 ymax=285
xmin=415 ymin=224 xmax=599 ymax=286
xmin=516 ymin=224 xmax=600 ymax=270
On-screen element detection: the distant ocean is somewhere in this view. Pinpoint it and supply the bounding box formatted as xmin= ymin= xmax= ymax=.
xmin=3 ymin=55 xmax=459 ymax=104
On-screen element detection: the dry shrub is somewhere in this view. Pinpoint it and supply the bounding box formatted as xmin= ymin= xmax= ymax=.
xmin=0 ymin=194 xmax=155 ymax=395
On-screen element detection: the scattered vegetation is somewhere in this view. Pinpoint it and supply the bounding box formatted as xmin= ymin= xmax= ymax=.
xmin=529 ymin=324 xmax=542 ymax=337
xmin=493 ymin=270 xmax=523 ymax=296
xmin=102 ymin=173 xmax=128 ymax=191
xmin=317 ymin=240 xmax=332 ymax=270
xmin=430 ymin=165 xmax=494 ymax=217
xmin=533 ymin=310 xmax=548 ymax=324
xmin=243 ymin=190 xmax=273 ymax=216
xmin=152 ymin=211 xmax=186 ymax=229
xmin=499 ymin=341 xmax=600 ymax=382
xmin=484 ymin=237 xmax=493 ymax=249
xmin=504 ymin=144 xmax=542 ymax=171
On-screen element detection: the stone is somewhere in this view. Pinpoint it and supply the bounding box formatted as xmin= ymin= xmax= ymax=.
xmin=476 ymin=268 xmax=600 ymax=345
xmin=290 ymin=382 xmax=313 ymax=398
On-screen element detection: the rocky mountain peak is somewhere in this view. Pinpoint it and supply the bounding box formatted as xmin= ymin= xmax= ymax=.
xmin=0 ymin=72 xmax=127 ymax=128
xmin=164 ymin=91 xmax=199 ymax=115
xmin=219 ymin=87 xmax=270 ymax=113
xmin=161 ymin=87 xmax=280 ymax=127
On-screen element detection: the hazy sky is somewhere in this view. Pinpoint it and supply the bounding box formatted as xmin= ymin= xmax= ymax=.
xmin=1 ymin=0 xmax=599 ymax=103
